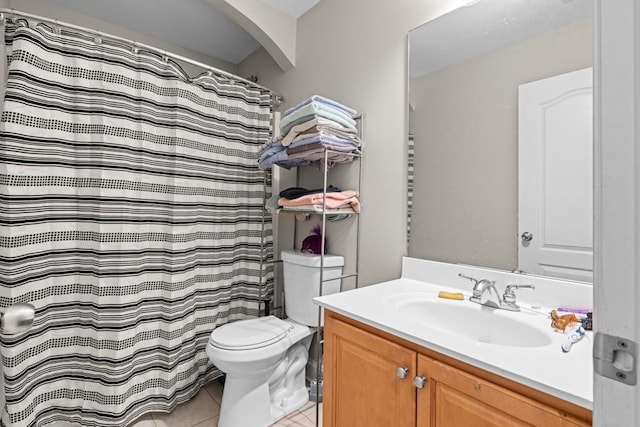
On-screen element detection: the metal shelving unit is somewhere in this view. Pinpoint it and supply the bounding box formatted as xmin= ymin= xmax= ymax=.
xmin=258 ymin=114 xmax=363 ymax=427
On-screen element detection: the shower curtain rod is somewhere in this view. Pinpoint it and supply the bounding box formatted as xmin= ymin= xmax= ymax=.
xmin=0 ymin=8 xmax=284 ymax=107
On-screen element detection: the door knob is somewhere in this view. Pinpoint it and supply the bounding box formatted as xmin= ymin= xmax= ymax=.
xmin=1 ymin=303 xmax=35 ymax=335
xmin=413 ymin=375 xmax=428 ymax=389
xmin=521 ymin=232 xmax=534 ymax=242
xmin=396 ymin=366 xmax=409 ymax=379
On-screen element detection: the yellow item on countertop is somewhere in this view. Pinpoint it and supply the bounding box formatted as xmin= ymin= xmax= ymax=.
xmin=437 ymin=291 xmax=464 ymax=300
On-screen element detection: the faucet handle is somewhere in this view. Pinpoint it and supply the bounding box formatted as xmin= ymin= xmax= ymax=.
xmin=458 ymin=273 xmax=480 ymax=285
xmin=503 ymin=284 xmax=535 ymax=304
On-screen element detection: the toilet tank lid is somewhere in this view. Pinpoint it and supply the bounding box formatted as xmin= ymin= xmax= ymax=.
xmin=281 ymin=250 xmax=344 ymax=268
xmin=209 ymin=316 xmax=292 ymax=350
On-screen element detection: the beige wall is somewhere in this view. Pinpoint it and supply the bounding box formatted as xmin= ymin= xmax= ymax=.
xmin=408 ymin=19 xmax=592 ymax=270
xmin=239 ymin=0 xmax=471 ymax=287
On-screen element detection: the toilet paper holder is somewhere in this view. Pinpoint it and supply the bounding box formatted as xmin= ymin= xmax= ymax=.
xmin=1 ymin=303 xmax=35 ymax=335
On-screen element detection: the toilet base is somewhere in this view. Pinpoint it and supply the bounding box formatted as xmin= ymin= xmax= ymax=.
xmin=217 ymin=379 xmax=309 ymax=427
xmin=268 ymin=385 xmax=309 ymax=424
xmin=216 ymin=336 xmax=312 ymax=427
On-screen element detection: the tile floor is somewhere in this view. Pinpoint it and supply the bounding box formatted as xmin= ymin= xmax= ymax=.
xmin=129 ymin=381 xmax=322 ymax=427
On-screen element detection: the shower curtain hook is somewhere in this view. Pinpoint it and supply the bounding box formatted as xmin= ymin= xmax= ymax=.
xmin=131 ymin=41 xmax=139 ymax=54
xmin=94 ymin=31 xmax=102 ymax=45
xmin=9 ymin=9 xmax=18 ymax=25
xmin=162 ymin=51 xmax=169 ymax=63
xmin=207 ymin=67 xmax=213 ymax=77
xmin=54 ymin=19 xmax=61 ymax=35
xmin=9 ymin=9 xmax=23 ymax=27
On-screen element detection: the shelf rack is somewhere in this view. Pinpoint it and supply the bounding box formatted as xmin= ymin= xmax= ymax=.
xmin=258 ymin=114 xmax=363 ymax=427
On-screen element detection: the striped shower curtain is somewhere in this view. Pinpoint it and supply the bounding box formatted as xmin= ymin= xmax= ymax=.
xmin=0 ymin=20 xmax=273 ymax=426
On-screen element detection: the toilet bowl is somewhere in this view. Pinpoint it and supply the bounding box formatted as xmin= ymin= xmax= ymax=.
xmin=206 ymin=316 xmax=312 ymax=427
xmin=206 ymin=250 xmax=344 ymax=427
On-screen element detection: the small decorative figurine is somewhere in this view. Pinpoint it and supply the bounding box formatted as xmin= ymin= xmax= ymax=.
xmin=550 ymin=310 xmax=581 ymax=332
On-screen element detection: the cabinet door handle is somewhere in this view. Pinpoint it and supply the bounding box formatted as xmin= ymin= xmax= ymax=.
xmin=413 ymin=375 xmax=428 ymax=389
xmin=396 ymin=366 xmax=409 ymax=379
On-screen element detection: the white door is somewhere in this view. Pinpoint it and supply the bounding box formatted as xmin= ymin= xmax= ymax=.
xmin=518 ymin=68 xmax=593 ymax=282
xmin=594 ymin=0 xmax=640 ymax=424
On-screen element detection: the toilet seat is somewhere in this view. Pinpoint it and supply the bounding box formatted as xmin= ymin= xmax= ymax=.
xmin=209 ymin=316 xmax=293 ymax=350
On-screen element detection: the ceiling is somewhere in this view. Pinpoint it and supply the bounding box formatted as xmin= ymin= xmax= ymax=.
xmin=409 ymin=0 xmax=593 ymax=78
xmin=47 ymin=0 xmax=321 ymax=65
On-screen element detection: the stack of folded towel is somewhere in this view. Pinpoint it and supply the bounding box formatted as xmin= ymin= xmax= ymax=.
xmin=278 ymin=186 xmax=361 ymax=213
xmin=266 ymin=186 xmax=361 ymax=219
xmin=259 ymin=95 xmax=361 ymax=170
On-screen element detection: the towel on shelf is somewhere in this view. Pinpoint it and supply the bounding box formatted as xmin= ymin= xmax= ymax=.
xmin=258 ymin=95 xmax=360 ymax=170
xmin=258 ymin=134 xmax=360 ymax=170
xmin=279 ymin=204 xmax=357 ymax=215
xmin=282 ymin=117 xmax=358 ymax=146
xmin=258 ymin=141 xmax=288 ymax=169
xmin=280 ymin=185 xmax=341 ymax=199
xmin=287 ymin=125 xmax=360 ymax=147
xmin=284 ymin=95 xmax=357 ymax=118
xmin=260 ymin=140 xmax=285 ymax=159
xmin=258 ymin=147 xmax=358 ymax=170
xmin=280 ymin=102 xmax=357 ymax=136
xmin=258 ymin=147 xmax=313 ymax=170
xmin=287 ymin=144 xmax=360 ymax=165
xmin=264 ymin=195 xmax=281 ymax=213
xmin=284 ymin=130 xmax=361 ymax=163
xmin=274 ymin=205 xmax=352 ymax=221
xmin=278 ymin=190 xmax=361 ymax=213
xmin=287 ymin=138 xmax=360 ymax=154
xmin=260 ymin=133 xmax=283 ymax=150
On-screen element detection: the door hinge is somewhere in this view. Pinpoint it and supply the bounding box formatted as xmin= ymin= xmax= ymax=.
xmin=593 ymin=332 xmax=637 ymax=385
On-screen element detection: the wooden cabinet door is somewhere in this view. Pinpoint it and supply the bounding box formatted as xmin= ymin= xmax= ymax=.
xmin=324 ymin=314 xmax=417 ymax=427
xmin=417 ymin=354 xmax=590 ymax=427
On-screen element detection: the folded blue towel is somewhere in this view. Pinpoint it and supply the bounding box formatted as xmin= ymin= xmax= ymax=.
xmin=284 ymin=95 xmax=357 ymax=118
xmin=287 ymin=133 xmax=360 ymax=152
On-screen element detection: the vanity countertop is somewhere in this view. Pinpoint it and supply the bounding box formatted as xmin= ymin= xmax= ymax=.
xmin=314 ymin=259 xmax=593 ymax=410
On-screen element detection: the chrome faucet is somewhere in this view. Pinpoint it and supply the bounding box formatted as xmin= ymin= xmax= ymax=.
xmin=458 ymin=274 xmax=535 ymax=312
xmin=501 ymin=284 xmax=535 ymax=311
xmin=458 ymin=274 xmax=502 ymax=309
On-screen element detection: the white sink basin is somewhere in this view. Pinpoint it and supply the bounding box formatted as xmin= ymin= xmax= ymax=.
xmin=384 ymin=293 xmax=553 ymax=348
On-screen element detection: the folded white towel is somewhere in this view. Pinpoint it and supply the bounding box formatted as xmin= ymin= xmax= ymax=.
xmin=282 ymin=117 xmax=357 ymax=146
xmin=284 ymin=95 xmax=357 ymax=118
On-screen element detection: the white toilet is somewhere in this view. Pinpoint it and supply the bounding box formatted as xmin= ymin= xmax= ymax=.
xmin=206 ymin=250 xmax=344 ymax=427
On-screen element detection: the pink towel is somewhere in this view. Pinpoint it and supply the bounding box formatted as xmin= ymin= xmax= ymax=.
xmin=278 ymin=191 xmax=360 ymax=213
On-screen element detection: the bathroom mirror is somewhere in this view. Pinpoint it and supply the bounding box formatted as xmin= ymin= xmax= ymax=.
xmin=408 ymin=0 xmax=594 ymax=282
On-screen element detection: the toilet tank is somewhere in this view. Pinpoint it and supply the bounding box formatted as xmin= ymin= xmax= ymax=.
xmin=281 ymin=250 xmax=344 ymax=327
